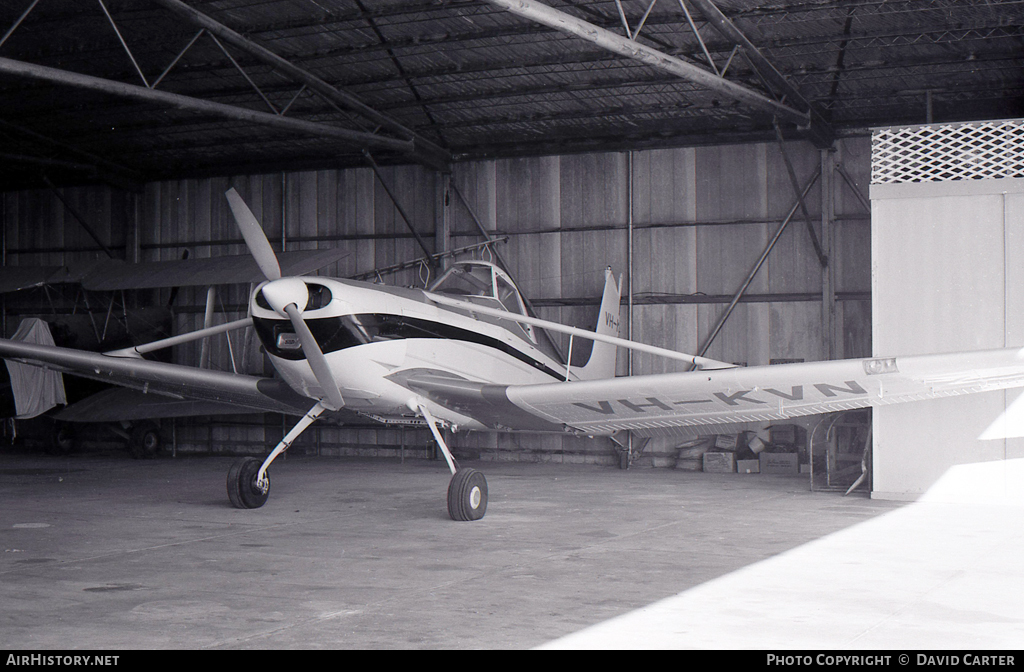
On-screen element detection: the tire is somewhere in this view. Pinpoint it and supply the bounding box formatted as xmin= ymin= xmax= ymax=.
xmin=226 ymin=456 xmax=269 ymax=509
xmin=127 ymin=421 xmax=162 ymax=460
xmin=46 ymin=422 xmax=76 ymax=455
xmin=447 ymin=468 xmax=487 ymax=521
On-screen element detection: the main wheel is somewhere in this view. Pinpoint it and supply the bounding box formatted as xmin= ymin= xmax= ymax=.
xmin=45 ymin=422 xmax=77 ymax=455
xmin=447 ymin=468 xmax=487 ymax=521
xmin=127 ymin=421 xmax=162 ymax=460
xmin=226 ymin=457 xmax=269 ymax=509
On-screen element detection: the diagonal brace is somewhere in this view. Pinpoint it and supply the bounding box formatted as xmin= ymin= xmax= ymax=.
xmin=696 ymin=169 xmax=821 ymax=361
xmin=0 ymin=0 xmax=43 ymax=50
xmin=364 ymin=150 xmax=435 ymax=262
xmin=774 ymin=119 xmax=827 ymax=268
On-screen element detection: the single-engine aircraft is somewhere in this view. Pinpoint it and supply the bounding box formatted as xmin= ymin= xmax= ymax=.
xmin=2 ymin=188 xmax=1024 ymax=520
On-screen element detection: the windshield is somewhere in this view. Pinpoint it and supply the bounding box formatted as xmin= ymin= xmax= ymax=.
xmin=431 ymin=263 xmax=496 ymax=300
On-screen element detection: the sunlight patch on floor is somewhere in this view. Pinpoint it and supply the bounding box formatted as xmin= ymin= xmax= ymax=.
xmin=539 ymin=459 xmax=1024 ymax=649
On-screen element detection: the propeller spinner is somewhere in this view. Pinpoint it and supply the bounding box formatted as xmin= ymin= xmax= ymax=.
xmin=225 ymin=187 xmax=344 ymax=412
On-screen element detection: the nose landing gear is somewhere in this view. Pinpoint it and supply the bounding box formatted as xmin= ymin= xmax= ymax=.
xmin=226 ymin=401 xmax=327 ymax=509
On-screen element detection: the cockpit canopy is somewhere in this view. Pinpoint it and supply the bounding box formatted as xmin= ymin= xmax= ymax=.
xmin=429 ymin=261 xmax=534 ymax=341
xmin=430 ymin=261 xmax=526 ymax=313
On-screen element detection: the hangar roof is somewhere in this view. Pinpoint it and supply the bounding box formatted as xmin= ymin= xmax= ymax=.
xmin=0 ymin=0 xmax=1021 ymax=189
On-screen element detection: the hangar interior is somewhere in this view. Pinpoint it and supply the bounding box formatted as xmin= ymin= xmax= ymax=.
xmin=1 ymin=0 xmax=1022 ymax=497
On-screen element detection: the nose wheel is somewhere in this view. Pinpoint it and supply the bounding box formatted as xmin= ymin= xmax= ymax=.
xmin=225 ymin=402 xmax=328 ymax=510
xmin=226 ymin=456 xmax=269 ymax=509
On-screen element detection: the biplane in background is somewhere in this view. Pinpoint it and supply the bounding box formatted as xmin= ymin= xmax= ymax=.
xmin=1 ymin=188 xmax=1023 ymax=520
xmin=0 ymin=243 xmax=347 ymax=456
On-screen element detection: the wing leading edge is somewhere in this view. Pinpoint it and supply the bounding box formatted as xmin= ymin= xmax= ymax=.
xmin=490 ymin=348 xmax=1024 ymax=437
xmin=0 ymin=338 xmax=311 ymax=418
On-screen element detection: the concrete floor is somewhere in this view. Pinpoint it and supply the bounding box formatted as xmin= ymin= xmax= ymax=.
xmin=1 ymin=448 xmax=1021 ymax=650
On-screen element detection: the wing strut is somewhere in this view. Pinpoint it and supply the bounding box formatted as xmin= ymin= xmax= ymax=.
xmin=105 ymin=317 xmax=253 ymax=357
xmin=426 ymin=292 xmax=735 ymax=370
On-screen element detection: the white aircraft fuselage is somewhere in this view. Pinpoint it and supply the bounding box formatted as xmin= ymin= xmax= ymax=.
xmin=248 ymin=266 xmax=569 ymax=431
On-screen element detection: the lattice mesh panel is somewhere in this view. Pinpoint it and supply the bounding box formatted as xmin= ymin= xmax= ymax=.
xmin=872 ymin=120 xmax=1024 ymax=184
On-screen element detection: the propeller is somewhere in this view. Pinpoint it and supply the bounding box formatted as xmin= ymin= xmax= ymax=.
xmin=226 ymin=188 xmax=282 ymax=281
xmin=225 ymin=187 xmax=345 ymax=411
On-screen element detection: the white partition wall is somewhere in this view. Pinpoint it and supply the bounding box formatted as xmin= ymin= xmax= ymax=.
xmin=870 ymin=120 xmax=1024 ymax=500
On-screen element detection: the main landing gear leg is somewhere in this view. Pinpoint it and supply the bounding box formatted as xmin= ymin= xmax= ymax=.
xmin=415 ymin=401 xmax=487 ymax=521
xmin=227 ymin=401 xmax=327 ymax=509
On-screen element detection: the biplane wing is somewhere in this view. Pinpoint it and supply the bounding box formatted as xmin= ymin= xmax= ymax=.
xmin=0 ymin=247 xmax=349 ymax=293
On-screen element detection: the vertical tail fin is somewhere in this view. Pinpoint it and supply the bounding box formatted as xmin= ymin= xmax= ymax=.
xmin=571 ymin=267 xmax=621 ymax=381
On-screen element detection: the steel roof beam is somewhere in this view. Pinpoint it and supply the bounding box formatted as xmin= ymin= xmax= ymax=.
xmin=479 ymin=0 xmax=809 ymax=127
xmin=0 ymin=117 xmax=144 ymax=192
xmin=685 ymin=0 xmax=834 ymax=147
xmin=148 ymin=0 xmax=450 ymax=171
xmin=0 ymin=56 xmax=413 ymax=156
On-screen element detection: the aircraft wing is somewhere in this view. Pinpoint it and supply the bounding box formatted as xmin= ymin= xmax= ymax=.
xmin=0 ymin=248 xmax=349 ymax=293
xmin=80 ymin=248 xmax=350 ymax=291
xmin=53 ymin=387 xmax=278 ymax=422
xmin=0 ymin=338 xmax=311 ymax=418
xmin=0 ymin=266 xmax=66 ymax=294
xmin=407 ymin=348 xmax=1024 ymax=437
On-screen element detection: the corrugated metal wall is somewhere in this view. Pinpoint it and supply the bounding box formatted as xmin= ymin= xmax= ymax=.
xmin=2 ymin=137 xmax=872 ymax=466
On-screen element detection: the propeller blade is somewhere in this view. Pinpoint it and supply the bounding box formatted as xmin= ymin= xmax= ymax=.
xmin=225 ymin=188 xmax=281 ymax=281
xmin=283 ymin=303 xmax=345 ymax=411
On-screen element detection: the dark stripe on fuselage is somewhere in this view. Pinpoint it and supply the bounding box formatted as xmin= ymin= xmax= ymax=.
xmin=252 ymin=314 xmax=565 ymax=380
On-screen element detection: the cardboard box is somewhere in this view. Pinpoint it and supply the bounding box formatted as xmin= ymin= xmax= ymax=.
xmin=747 ymin=429 xmax=770 ymax=455
xmin=770 ymin=424 xmax=798 ymax=445
xmin=674 ymin=458 xmax=703 ymax=472
xmin=759 ymin=451 xmax=799 ymax=474
xmin=737 ymin=459 xmax=760 ymax=474
xmin=676 ymin=437 xmax=713 ymax=460
xmin=713 ymin=434 xmax=739 ymax=450
xmin=703 ymin=452 xmax=736 ymax=473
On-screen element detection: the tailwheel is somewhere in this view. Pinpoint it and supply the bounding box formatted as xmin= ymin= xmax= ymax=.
xmin=127 ymin=421 xmax=162 ymax=460
xmin=447 ymin=468 xmax=488 ymax=521
xmin=226 ymin=457 xmax=269 ymax=509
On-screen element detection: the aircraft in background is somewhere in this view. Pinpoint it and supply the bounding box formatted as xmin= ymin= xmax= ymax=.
xmin=1 ymin=188 xmax=1024 ymax=520
xmin=0 ymin=244 xmax=348 ymax=456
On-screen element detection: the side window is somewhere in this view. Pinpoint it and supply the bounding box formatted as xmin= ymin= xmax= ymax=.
xmin=495 ymin=276 xmax=523 ymax=314
xmin=495 ymin=276 xmax=535 ymax=342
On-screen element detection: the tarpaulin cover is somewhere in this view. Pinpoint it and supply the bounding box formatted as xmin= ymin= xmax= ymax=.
xmin=5 ymin=318 xmax=66 ymax=418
